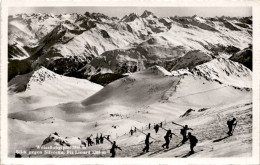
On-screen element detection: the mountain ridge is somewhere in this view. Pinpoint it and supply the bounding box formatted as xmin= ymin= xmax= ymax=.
xmin=8 ymin=11 xmax=252 ymax=85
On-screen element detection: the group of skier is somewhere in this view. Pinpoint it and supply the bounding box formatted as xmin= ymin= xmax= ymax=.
xmin=86 ymin=134 xmax=110 ymax=146
xmin=142 ymin=122 xmax=196 ymax=153
xmin=141 ymin=118 xmax=237 ymax=155
xmin=85 ymin=117 xmax=237 ymax=157
xmin=129 ymin=127 xmax=137 ymax=136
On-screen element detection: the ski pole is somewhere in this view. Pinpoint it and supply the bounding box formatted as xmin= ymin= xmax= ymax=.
xmin=172 ymin=122 xmax=193 ymax=130
xmin=161 ymin=127 xmax=168 ymax=131
xmin=133 ymin=126 xmax=157 ymax=141
xmin=161 ymin=126 xmax=178 ymax=137
xmin=104 ymin=136 xmax=113 ymax=144
xmin=172 ymin=122 xmax=184 ymax=128
xmin=104 ymin=136 xmax=122 ymax=150
xmin=230 ymin=122 xmax=237 ymax=135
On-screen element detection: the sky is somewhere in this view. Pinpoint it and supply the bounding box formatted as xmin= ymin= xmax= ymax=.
xmin=9 ymin=7 xmax=252 ymax=18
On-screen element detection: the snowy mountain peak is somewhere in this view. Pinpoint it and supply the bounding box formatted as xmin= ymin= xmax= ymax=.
xmin=8 ymin=67 xmax=60 ymax=92
xmin=8 ymin=10 xmax=252 ymax=87
xmin=8 ymin=66 xmax=103 ymax=102
xmin=141 ymin=10 xmax=155 ymax=18
xmin=29 ymin=67 xmax=59 ymax=84
xmin=191 ymin=57 xmax=252 ymax=88
xmin=192 ymin=15 xmax=206 ymax=23
xmin=121 ymin=12 xmax=140 ymax=22
xmin=191 ymin=14 xmax=198 ymax=18
xmin=210 ymin=57 xmax=251 ymax=73
xmin=85 ymin=11 xmax=112 ymax=21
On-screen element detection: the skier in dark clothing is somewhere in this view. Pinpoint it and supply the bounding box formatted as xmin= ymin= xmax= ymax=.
xmin=134 ymin=127 xmax=137 ymax=132
xmin=95 ymin=135 xmax=99 ymax=145
xmin=180 ymin=125 xmax=193 ymax=144
xmin=227 ymin=118 xmax=237 ymax=136
xmin=129 ymin=128 xmax=134 ymax=136
xmin=160 ymin=122 xmax=163 ymax=127
xmin=86 ymin=135 xmax=93 ymax=146
xmin=142 ymin=133 xmax=151 ymax=152
xmin=100 ymin=134 xmax=104 ymax=144
xmin=187 ymin=132 xmax=198 ymax=153
xmin=154 ymin=124 xmax=159 ymax=133
xmin=110 ymin=141 xmax=121 ymax=158
xmin=162 ymin=129 xmax=174 ymax=149
xmin=148 ymin=123 xmax=151 ymax=129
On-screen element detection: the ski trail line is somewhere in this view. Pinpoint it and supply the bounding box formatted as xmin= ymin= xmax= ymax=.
xmin=171 ymin=85 xmax=228 ymax=100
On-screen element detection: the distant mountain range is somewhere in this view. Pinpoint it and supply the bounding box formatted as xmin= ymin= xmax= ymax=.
xmin=8 ymin=10 xmax=252 ymax=84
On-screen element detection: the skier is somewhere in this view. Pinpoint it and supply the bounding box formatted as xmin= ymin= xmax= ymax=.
xmin=180 ymin=125 xmax=193 ymax=144
xmin=148 ymin=123 xmax=151 ymax=129
xmin=110 ymin=141 xmax=121 ymax=158
xmin=162 ymin=129 xmax=174 ymax=149
xmin=227 ymin=118 xmax=237 ymax=136
xmin=134 ymin=127 xmax=137 ymax=132
xmin=142 ymin=133 xmax=151 ymax=152
xmin=187 ymin=132 xmax=198 ymax=154
xmin=129 ymin=128 xmax=134 ymax=136
xmin=154 ymin=124 xmax=159 ymax=133
xmin=86 ymin=135 xmax=93 ymax=146
xmin=95 ymin=135 xmax=99 ymax=145
xmin=100 ymin=134 xmax=104 ymax=144
xmin=160 ymin=122 xmax=163 ymax=128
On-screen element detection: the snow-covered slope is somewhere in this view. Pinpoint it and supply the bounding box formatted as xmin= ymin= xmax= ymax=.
xmin=8 ymin=67 xmax=103 ymax=112
xmin=159 ymin=19 xmax=250 ymax=56
xmin=8 ymin=42 xmax=31 ymax=60
xmin=9 ymin=99 xmax=252 ymax=158
xmin=8 ymin=13 xmax=81 ymax=45
xmin=9 ymin=65 xmax=251 ymax=122
xmin=167 ymin=50 xmax=213 ymax=71
xmin=8 ymin=65 xmax=252 ymax=157
xmin=87 ymin=36 xmax=185 ymax=76
xmin=191 ymin=58 xmax=252 ymax=88
xmin=167 ymin=57 xmax=252 ymax=88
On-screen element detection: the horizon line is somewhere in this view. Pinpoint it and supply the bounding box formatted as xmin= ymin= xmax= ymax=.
xmin=8 ymin=7 xmax=252 ymax=18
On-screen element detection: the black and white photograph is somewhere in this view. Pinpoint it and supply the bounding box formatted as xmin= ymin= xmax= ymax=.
xmin=1 ymin=0 xmax=260 ymax=164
